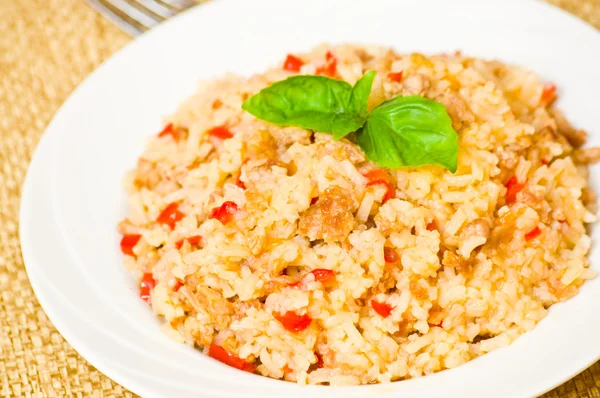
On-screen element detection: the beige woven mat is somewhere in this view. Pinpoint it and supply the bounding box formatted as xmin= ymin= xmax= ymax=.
xmin=0 ymin=0 xmax=599 ymax=396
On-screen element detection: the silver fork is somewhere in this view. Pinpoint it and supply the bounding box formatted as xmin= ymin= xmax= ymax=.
xmin=85 ymin=0 xmax=200 ymax=36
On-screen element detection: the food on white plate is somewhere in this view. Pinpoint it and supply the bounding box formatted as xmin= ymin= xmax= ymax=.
xmin=118 ymin=44 xmax=598 ymax=385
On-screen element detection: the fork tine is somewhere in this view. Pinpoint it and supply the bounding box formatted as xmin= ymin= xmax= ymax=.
xmin=157 ymin=0 xmax=197 ymax=11
xmin=129 ymin=0 xmax=178 ymax=20
xmin=101 ymin=0 xmax=162 ymax=26
xmin=85 ymin=0 xmax=148 ymax=36
xmin=86 ymin=0 xmax=197 ymax=37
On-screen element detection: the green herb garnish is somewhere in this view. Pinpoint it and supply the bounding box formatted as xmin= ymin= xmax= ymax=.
xmin=242 ymin=71 xmax=375 ymax=138
xmin=242 ymin=72 xmax=458 ymax=172
xmin=356 ymin=95 xmax=458 ymax=172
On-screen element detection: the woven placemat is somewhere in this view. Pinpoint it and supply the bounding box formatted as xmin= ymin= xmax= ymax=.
xmin=0 ymin=0 xmax=598 ymax=396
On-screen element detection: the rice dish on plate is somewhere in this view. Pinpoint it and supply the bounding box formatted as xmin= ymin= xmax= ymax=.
xmin=118 ymin=44 xmax=598 ymax=385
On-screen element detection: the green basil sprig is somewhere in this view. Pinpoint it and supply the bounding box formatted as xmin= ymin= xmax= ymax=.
xmin=242 ymin=72 xmax=458 ymax=172
xmin=242 ymin=71 xmax=375 ymax=139
xmin=356 ymin=95 xmax=458 ymax=172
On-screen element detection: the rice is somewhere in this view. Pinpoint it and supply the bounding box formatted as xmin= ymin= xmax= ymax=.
xmin=118 ymin=44 xmax=598 ymax=385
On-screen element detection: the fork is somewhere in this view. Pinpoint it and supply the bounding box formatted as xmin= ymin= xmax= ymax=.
xmin=85 ymin=0 xmax=200 ymax=36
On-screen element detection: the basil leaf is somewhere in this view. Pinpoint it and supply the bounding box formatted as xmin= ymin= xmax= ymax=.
xmin=356 ymin=95 xmax=459 ymax=172
xmin=334 ymin=70 xmax=376 ymax=139
xmin=242 ymin=74 xmax=374 ymax=137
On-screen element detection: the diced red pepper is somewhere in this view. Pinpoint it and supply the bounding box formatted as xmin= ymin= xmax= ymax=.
xmin=387 ymin=71 xmax=403 ymax=82
xmin=207 ymin=126 xmax=233 ymax=140
xmin=139 ymin=273 xmax=156 ymax=304
xmin=156 ymin=202 xmax=185 ymax=229
xmin=364 ymin=169 xmax=395 ymax=203
xmin=120 ymin=234 xmax=141 ymax=256
xmin=371 ymin=299 xmax=393 ymax=317
xmin=289 ymin=269 xmax=335 ymax=289
xmin=525 ymin=226 xmax=541 ymax=241
xmin=175 ymin=235 xmax=203 ymax=250
xmin=315 ymin=352 xmax=324 ymax=368
xmin=158 ymin=123 xmax=180 ymax=140
xmin=540 ymin=83 xmax=556 ymax=104
xmin=186 ymin=235 xmax=202 ymax=246
xmin=209 ymin=201 xmax=239 ymax=225
xmin=310 ymin=197 xmax=319 ymax=205
xmin=288 ymin=280 xmax=302 ymax=289
xmin=274 ymin=311 xmax=312 ymax=332
xmin=383 ymin=247 xmax=399 ymax=263
xmin=309 ymin=269 xmax=336 ymax=287
xmin=208 ymin=344 xmax=256 ymax=373
xmin=283 ymin=54 xmax=305 ymax=72
xmin=235 ymin=173 xmax=246 ymax=190
xmin=316 ymin=51 xmax=337 ymax=77
xmin=173 ymin=280 xmax=184 ymax=292
xmin=426 ymin=220 xmax=438 ymax=231
xmin=541 ymin=159 xmax=549 ymax=165
xmin=505 ymin=176 xmax=525 ymax=205
xmin=364 ymin=169 xmax=393 ymax=185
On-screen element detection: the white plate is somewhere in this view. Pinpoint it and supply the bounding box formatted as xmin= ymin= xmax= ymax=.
xmin=20 ymin=0 xmax=600 ymax=397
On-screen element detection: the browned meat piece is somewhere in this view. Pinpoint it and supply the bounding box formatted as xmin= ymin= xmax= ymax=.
xmin=370 ymin=263 xmax=399 ymax=295
xmin=245 ymin=129 xmax=278 ymax=161
xmin=298 ymin=185 xmax=356 ymax=242
xmin=427 ymin=309 xmax=446 ymax=327
xmin=496 ymin=147 xmax=519 ymax=170
xmin=573 ymin=147 xmax=600 ymax=164
xmin=268 ymin=126 xmax=312 ymax=147
xmin=435 ymin=92 xmax=475 ymax=131
xmin=550 ymin=108 xmax=587 ymax=148
xmin=183 ymin=316 xmax=213 ymax=347
xmin=410 ymin=280 xmax=429 ymax=300
xmin=442 ymin=250 xmax=472 ymax=275
xmin=581 ymin=188 xmax=598 ymax=213
xmin=180 ymin=285 xmax=233 ymax=331
xmin=232 ymin=299 xmax=262 ymax=322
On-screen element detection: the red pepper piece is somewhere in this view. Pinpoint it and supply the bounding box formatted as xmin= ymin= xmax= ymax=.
xmin=316 ymin=51 xmax=337 ymax=77
xmin=158 ymin=123 xmax=180 ymax=140
xmin=426 ymin=220 xmax=438 ymax=231
xmin=540 ymin=83 xmax=556 ymax=104
xmin=139 ymin=272 xmax=156 ymax=304
xmin=173 ymin=280 xmax=184 ymax=292
xmin=525 ymin=226 xmax=541 ymax=241
xmin=175 ymin=235 xmax=203 ymax=250
xmin=387 ymin=71 xmax=403 ymax=82
xmin=364 ymin=169 xmax=395 ymax=203
xmin=274 ymin=311 xmax=312 ymax=332
xmin=156 ymin=202 xmax=185 ymax=229
xmin=209 ymin=201 xmax=239 ymax=225
xmin=120 ymin=234 xmax=141 ymax=256
xmin=505 ymin=176 xmax=525 ymax=205
xmin=371 ymin=299 xmax=393 ymax=317
xmin=208 ymin=344 xmax=256 ymax=373
xmin=315 ymin=352 xmax=324 ymax=368
xmin=283 ymin=54 xmax=305 ymax=72
xmin=207 ymin=126 xmax=233 ymax=140
xmin=309 ymin=269 xmax=336 ymax=287
xmin=383 ymin=247 xmax=399 ymax=263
